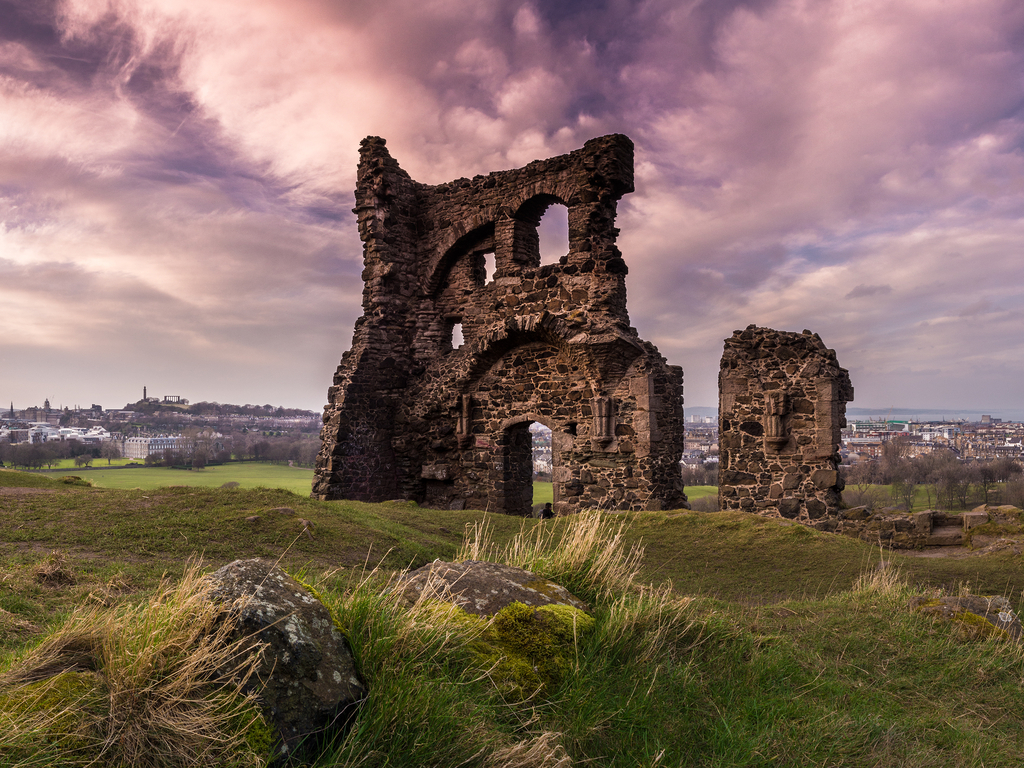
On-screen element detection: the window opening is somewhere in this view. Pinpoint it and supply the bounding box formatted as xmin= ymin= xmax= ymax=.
xmin=537 ymin=204 xmax=569 ymax=266
xmin=451 ymin=322 xmax=464 ymax=349
xmin=483 ymin=252 xmax=496 ymax=284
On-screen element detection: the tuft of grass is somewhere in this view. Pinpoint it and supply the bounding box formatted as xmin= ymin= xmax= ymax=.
xmin=315 ymin=567 xmax=500 ymax=768
xmin=0 ymin=562 xmax=271 ymax=768
xmin=485 ymin=731 xmax=570 ymax=768
xmin=35 ymin=551 xmax=77 ymax=587
xmin=458 ymin=511 xmax=643 ymax=603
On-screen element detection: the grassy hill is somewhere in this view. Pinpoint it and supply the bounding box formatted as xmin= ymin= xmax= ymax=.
xmin=2 ymin=468 xmax=1023 ymax=767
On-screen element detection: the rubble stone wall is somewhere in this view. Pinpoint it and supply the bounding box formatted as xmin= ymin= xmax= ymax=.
xmin=314 ymin=134 xmax=687 ymax=514
xmin=718 ymin=325 xmax=853 ymax=521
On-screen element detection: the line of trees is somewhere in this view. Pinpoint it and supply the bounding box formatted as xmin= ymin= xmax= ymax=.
xmin=843 ymin=436 xmax=1023 ymax=510
xmin=135 ymin=434 xmax=320 ymax=469
xmin=0 ymin=439 xmax=120 ymax=469
xmin=681 ymin=461 xmax=719 ymax=487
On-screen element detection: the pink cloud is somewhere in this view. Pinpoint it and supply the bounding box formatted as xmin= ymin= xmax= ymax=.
xmin=2 ymin=0 xmax=1024 ymax=411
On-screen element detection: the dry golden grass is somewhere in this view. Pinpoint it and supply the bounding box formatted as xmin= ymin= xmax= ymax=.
xmin=0 ymin=561 xmax=271 ymax=768
xmin=458 ymin=511 xmax=645 ymax=602
xmin=485 ymin=731 xmax=571 ymax=768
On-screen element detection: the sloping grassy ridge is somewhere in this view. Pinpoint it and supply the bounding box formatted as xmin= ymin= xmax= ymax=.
xmin=2 ymin=468 xmax=1024 ymax=766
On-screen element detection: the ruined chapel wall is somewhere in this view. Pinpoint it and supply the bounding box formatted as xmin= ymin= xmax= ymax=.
xmin=314 ymin=134 xmax=686 ymax=512
xmin=394 ymin=328 xmax=685 ymax=514
xmin=415 ymin=135 xmax=635 ymax=362
xmin=718 ymin=326 xmax=853 ymax=521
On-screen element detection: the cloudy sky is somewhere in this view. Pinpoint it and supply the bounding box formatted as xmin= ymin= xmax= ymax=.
xmin=3 ymin=0 xmax=1024 ymax=415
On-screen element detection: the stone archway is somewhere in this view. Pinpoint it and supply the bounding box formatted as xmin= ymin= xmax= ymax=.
xmin=494 ymin=415 xmax=563 ymax=516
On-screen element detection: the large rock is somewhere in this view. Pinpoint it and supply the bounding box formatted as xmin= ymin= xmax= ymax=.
xmin=910 ymin=594 xmax=1022 ymax=640
xmin=207 ymin=559 xmax=366 ymax=758
xmin=397 ymin=559 xmax=588 ymax=616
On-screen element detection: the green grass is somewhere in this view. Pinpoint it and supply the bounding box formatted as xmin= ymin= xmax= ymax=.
xmin=529 ymin=482 xmax=716 ymax=505
xmin=41 ymin=458 xmax=140 ymax=470
xmin=843 ymin=482 xmax=1018 ymax=512
xmin=532 ymin=481 xmax=552 ymax=505
xmin=685 ymin=483 xmax=717 ymax=499
xmin=3 ymin=467 xmax=1024 ymax=767
xmin=40 ymin=462 xmax=315 ymax=495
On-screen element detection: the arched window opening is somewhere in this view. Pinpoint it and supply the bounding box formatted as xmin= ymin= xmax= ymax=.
xmin=537 ymin=203 xmax=569 ymax=267
xmin=483 ymin=251 xmax=496 ymax=284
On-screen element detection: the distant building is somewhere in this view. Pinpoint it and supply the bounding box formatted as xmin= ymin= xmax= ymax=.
xmin=123 ymin=435 xmax=190 ymax=459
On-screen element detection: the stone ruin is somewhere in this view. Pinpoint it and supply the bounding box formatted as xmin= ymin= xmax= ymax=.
xmin=313 ymin=134 xmax=687 ymax=514
xmin=718 ymin=326 xmax=853 ymax=521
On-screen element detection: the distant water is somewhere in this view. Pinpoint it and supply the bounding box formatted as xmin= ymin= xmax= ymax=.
xmin=687 ymin=405 xmax=1024 ymax=423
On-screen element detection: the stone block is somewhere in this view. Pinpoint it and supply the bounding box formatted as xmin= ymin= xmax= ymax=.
xmin=810 ymin=469 xmax=837 ymax=489
xmin=782 ymin=473 xmax=802 ymax=490
xmin=421 ymin=464 xmax=452 ymax=481
xmin=927 ymin=527 xmax=963 ymax=546
xmin=963 ymin=511 xmax=989 ymax=530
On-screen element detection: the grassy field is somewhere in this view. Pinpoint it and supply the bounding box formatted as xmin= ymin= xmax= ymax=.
xmin=31 ymin=462 xmax=315 ymax=495
xmin=28 ymin=458 xmax=140 ymax=470
xmin=3 ymin=468 xmax=1024 ymax=767
xmin=842 ymin=481 xmax=1022 ymax=512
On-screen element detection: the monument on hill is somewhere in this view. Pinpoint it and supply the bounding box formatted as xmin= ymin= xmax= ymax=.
xmin=313 ymin=134 xmax=688 ymax=514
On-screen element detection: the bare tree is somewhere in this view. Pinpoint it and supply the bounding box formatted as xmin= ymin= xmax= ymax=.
xmin=101 ymin=441 xmax=121 ymax=465
xmin=889 ymin=460 xmax=917 ymax=510
xmin=880 ymin=435 xmax=912 ymax=483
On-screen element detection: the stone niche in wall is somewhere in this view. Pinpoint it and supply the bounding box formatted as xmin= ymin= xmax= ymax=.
xmin=313 ymin=134 xmax=688 ymax=515
xmin=718 ymin=325 xmax=853 ymax=521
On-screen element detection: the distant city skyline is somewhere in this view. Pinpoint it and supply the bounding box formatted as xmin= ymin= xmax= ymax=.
xmin=3 ymin=1 xmax=1024 ymax=413
xmin=5 ymin=395 xmax=1024 ymax=428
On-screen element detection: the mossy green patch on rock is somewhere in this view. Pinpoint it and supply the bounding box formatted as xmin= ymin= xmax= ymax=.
xmin=909 ymin=594 xmax=1021 ymax=640
xmin=952 ymin=611 xmax=1011 ymax=640
xmin=469 ymin=601 xmax=595 ymax=701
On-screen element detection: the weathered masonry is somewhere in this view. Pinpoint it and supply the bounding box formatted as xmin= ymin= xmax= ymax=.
xmin=718 ymin=326 xmax=853 ymax=521
xmin=313 ymin=134 xmax=687 ymax=514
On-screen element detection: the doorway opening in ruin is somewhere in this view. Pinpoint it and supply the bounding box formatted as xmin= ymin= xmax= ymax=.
xmin=538 ymin=203 xmax=569 ymax=266
xmin=498 ymin=419 xmax=558 ymax=516
xmin=530 ymin=422 xmax=553 ymax=509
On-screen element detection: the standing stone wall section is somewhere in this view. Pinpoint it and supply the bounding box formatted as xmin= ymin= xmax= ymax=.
xmin=313 ymin=134 xmax=687 ymax=514
xmin=718 ymin=326 xmax=853 ymax=521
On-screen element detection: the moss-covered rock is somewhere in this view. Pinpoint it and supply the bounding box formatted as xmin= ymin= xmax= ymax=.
xmin=397 ymin=560 xmax=589 ymax=616
xmin=909 ymin=594 xmax=1021 ymax=640
xmin=470 ymin=601 xmax=595 ymax=701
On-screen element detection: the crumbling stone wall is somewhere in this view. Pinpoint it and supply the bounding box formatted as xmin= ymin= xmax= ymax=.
xmin=314 ymin=134 xmax=687 ymax=514
xmin=718 ymin=326 xmax=853 ymax=521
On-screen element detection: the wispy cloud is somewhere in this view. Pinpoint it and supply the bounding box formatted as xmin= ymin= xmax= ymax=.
xmin=2 ymin=0 xmax=1023 ymax=411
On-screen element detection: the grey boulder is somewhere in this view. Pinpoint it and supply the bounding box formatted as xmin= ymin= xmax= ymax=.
xmin=207 ymin=559 xmax=366 ymax=758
